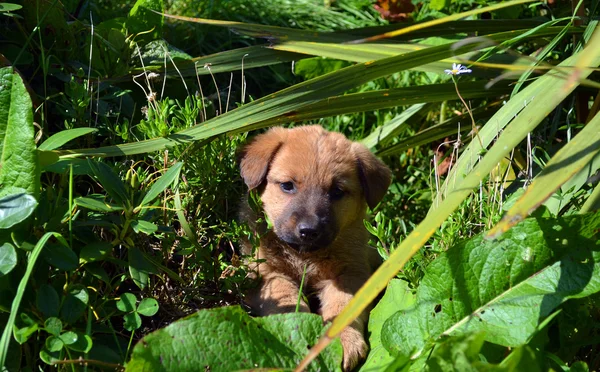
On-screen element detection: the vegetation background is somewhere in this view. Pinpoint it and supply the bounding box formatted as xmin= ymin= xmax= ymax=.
xmin=0 ymin=0 xmax=599 ymax=371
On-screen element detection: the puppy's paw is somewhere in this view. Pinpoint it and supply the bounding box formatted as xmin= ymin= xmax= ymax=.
xmin=340 ymin=327 xmax=368 ymax=371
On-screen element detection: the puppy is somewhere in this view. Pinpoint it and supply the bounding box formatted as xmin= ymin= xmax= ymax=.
xmin=239 ymin=125 xmax=391 ymax=371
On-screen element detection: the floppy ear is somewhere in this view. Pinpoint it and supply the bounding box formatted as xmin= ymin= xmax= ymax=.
xmin=352 ymin=143 xmax=392 ymax=209
xmin=239 ymin=127 xmax=286 ymax=190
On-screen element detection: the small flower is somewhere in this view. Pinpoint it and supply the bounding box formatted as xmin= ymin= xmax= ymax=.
xmin=445 ymin=63 xmax=472 ymax=75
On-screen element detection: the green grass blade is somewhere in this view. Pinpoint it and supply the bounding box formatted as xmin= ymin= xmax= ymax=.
xmin=0 ymin=232 xmax=65 ymax=368
xmin=435 ymin=31 xmax=600 ymax=214
xmin=487 ymin=112 xmax=600 ymax=239
xmin=350 ymin=0 xmax=538 ymax=43
xmin=377 ymin=102 xmax=502 ymax=157
xmin=581 ymin=180 xmax=600 ymax=213
xmin=38 ymin=128 xmax=98 ymax=151
xmin=361 ymin=103 xmax=428 ymax=150
xmin=138 ymin=162 xmax=183 ymax=209
xmin=295 ymin=27 xmax=600 ymax=371
xmin=60 ymin=77 xmax=510 ymax=158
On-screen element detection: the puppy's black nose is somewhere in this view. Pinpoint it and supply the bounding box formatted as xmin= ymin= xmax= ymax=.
xmin=297 ymin=223 xmax=321 ymax=242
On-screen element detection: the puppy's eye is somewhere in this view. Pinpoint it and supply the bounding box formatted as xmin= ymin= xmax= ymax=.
xmin=280 ymin=181 xmax=296 ymax=193
xmin=330 ymin=186 xmax=345 ymax=200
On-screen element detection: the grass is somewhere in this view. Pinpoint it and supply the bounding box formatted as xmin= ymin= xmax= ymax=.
xmin=1 ymin=0 xmax=600 ymax=370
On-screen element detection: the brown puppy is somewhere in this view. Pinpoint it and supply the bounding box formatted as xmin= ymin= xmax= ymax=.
xmin=239 ymin=125 xmax=391 ymax=371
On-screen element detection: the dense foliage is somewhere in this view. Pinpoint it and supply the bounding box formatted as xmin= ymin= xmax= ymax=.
xmin=1 ymin=0 xmax=599 ymax=371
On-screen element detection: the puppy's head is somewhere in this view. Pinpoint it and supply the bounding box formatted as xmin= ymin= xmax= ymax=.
xmin=240 ymin=126 xmax=391 ymax=252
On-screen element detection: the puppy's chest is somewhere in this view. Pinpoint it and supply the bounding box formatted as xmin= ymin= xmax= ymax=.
xmin=264 ymin=247 xmax=339 ymax=285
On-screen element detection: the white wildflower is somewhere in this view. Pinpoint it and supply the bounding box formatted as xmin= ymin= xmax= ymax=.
xmin=445 ymin=63 xmax=472 ymax=75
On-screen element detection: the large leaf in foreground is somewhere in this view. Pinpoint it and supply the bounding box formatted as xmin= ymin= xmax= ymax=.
xmin=126 ymin=306 xmax=342 ymax=372
xmin=381 ymin=214 xmax=600 ymax=359
xmin=0 ymin=67 xmax=39 ymax=197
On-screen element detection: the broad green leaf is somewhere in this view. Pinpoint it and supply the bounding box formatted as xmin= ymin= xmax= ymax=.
xmin=0 ymin=192 xmax=37 ymax=229
xmin=0 ymin=242 xmax=16 ymax=276
xmin=13 ymin=312 xmax=38 ymax=344
xmin=126 ymin=306 xmax=343 ymax=372
xmin=59 ymin=331 xmax=78 ymax=345
xmin=128 ymin=247 xmax=156 ymax=289
xmin=45 ymin=335 xmax=64 ymax=352
xmin=360 ymin=279 xmax=415 ymax=372
xmin=0 ymin=3 xmax=22 ymax=12
xmin=117 ymin=293 xmax=138 ymax=313
xmin=60 ymin=285 xmax=89 ymax=324
xmin=38 ymin=128 xmax=98 ymax=151
xmin=138 ymin=162 xmax=183 ymax=209
xmin=124 ymin=312 xmax=142 ymax=331
xmin=79 ymin=241 xmax=112 ymax=263
xmin=381 ymin=214 xmax=600 ymax=358
xmin=84 ymin=263 xmax=112 ymax=285
xmin=39 ymin=346 xmax=61 ymax=364
xmin=0 ymin=232 xmax=62 ymax=367
xmin=137 ymin=298 xmax=159 ymax=317
xmin=42 ymin=243 xmax=78 ymax=271
xmin=36 ymin=284 xmax=60 ymax=319
xmin=67 ymin=332 xmax=93 ymax=353
xmin=0 ymin=67 xmax=39 ymax=197
xmin=131 ymin=220 xmax=158 ymax=235
xmin=44 ymin=317 xmax=62 ymax=336
xmin=488 ymin=112 xmax=600 ymax=238
xmin=87 ymin=160 xmax=129 ymax=206
xmin=75 ymin=195 xmax=124 ymax=212
xmin=127 ymin=0 xmax=163 ymax=40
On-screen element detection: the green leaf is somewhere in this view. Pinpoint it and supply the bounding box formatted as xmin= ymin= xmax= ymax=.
xmin=425 ymin=332 xmax=486 ymax=372
xmin=381 ymin=214 xmax=600 ymax=358
xmin=42 ymin=243 xmax=78 ymax=271
xmin=128 ymin=247 xmax=156 ymax=290
xmin=0 ymin=232 xmax=63 ymax=367
xmin=44 ymin=158 xmax=93 ymax=175
xmin=138 ymin=162 xmax=183 ymax=209
xmin=60 ymin=285 xmax=89 ymax=324
xmin=0 ymin=192 xmax=37 ymax=229
xmin=44 ymin=317 xmax=62 ymax=336
xmin=117 ymin=293 xmax=138 ymax=313
xmin=0 ymin=242 xmax=16 ymax=276
xmin=79 ymin=241 xmax=112 ymax=264
xmin=127 ymin=0 xmax=164 ymax=41
xmin=131 ymin=220 xmax=158 ymax=235
xmin=37 ymin=150 xmax=59 ymax=168
xmin=38 ymin=128 xmax=98 ymax=151
xmin=59 ymin=331 xmax=78 ymax=345
xmin=0 ymin=67 xmax=40 ymax=197
xmin=124 ymin=312 xmax=142 ymax=331
xmin=360 ymin=279 xmax=415 ymax=371
xmin=87 ymin=160 xmax=129 ymax=206
xmin=45 ymin=335 xmax=64 ymax=352
xmin=0 ymin=3 xmax=23 ymax=12
xmin=126 ymin=306 xmax=342 ymax=372
xmin=39 ymin=346 xmax=61 ymax=365
xmin=137 ymin=298 xmax=159 ymax=317
xmin=13 ymin=312 xmax=38 ymax=344
xmin=75 ymin=195 xmax=124 ymax=212
xmin=36 ymin=284 xmax=60 ymax=319
xmin=67 ymin=332 xmax=93 ymax=353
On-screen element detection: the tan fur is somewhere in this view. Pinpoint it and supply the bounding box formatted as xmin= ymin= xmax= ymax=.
xmin=239 ymin=125 xmax=391 ymax=371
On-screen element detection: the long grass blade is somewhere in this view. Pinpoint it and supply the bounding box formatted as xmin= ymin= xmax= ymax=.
xmin=486 ymin=112 xmax=600 ymax=239
xmin=0 ymin=232 xmax=65 ymax=367
xmin=294 ymin=27 xmax=600 ymax=372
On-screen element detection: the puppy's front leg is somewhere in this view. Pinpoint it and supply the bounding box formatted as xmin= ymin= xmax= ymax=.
xmin=247 ymin=273 xmax=310 ymax=315
xmin=318 ymin=278 xmax=368 ymax=371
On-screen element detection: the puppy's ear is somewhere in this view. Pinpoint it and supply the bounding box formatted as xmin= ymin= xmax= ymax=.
xmin=352 ymin=143 xmax=392 ymax=209
xmin=239 ymin=128 xmax=286 ymax=190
